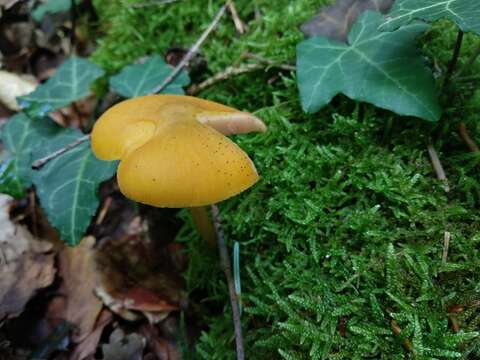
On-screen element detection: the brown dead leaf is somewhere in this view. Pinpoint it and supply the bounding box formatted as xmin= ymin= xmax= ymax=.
xmin=57 ymin=236 xmax=103 ymax=343
xmin=94 ymin=235 xmax=184 ymax=324
xmin=300 ymin=0 xmax=394 ymax=42
xmin=0 ymin=194 xmax=55 ymax=320
xmin=0 ymin=71 xmax=37 ymax=111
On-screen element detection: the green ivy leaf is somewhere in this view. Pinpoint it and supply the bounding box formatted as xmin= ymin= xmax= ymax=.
xmin=1 ymin=113 xmax=116 ymax=245
xmin=18 ymin=57 xmax=104 ymax=116
xmin=0 ymin=113 xmax=59 ymax=191
xmin=109 ymin=55 xmax=190 ymax=98
xmin=32 ymin=0 xmax=81 ymax=22
xmin=32 ymin=130 xmax=117 ymax=246
xmin=297 ymin=11 xmax=441 ymax=121
xmin=0 ymin=159 xmax=25 ymax=198
xmin=380 ymin=0 xmax=480 ymax=35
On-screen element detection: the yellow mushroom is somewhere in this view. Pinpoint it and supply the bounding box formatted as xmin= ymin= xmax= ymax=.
xmin=91 ymin=94 xmax=266 ymax=244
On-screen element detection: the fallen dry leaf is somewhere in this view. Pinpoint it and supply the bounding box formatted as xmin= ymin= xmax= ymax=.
xmin=94 ymin=234 xmax=184 ymax=324
xmin=0 ymin=71 xmax=37 ymax=111
xmin=0 ymin=194 xmax=55 ymax=320
xmin=102 ymin=329 xmax=145 ymax=360
xmin=300 ymin=0 xmax=394 ymax=42
xmin=57 ymin=236 xmax=103 ymax=342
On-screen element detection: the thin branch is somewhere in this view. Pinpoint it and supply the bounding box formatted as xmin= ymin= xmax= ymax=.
xmin=427 ymin=144 xmax=450 ymax=192
xmin=241 ymin=52 xmax=296 ymax=71
xmin=188 ymin=63 xmax=264 ymax=95
xmin=458 ymin=122 xmax=479 ymax=152
xmin=188 ymin=58 xmax=294 ymax=95
xmin=151 ymin=1 xmax=230 ymax=94
xmin=443 ymin=30 xmax=464 ymax=90
xmin=32 ymin=134 xmax=90 ymax=170
xmin=227 ymin=1 xmax=247 ymax=34
xmin=211 ymin=204 xmax=245 ymax=360
xmin=130 ymin=0 xmax=182 ymax=8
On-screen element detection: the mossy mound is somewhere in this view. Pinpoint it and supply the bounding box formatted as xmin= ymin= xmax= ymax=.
xmin=92 ymin=0 xmax=480 ymax=358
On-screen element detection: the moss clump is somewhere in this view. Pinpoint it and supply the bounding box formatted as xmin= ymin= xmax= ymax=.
xmin=92 ymin=0 xmax=480 ymax=358
xmin=178 ymin=103 xmax=480 ymax=359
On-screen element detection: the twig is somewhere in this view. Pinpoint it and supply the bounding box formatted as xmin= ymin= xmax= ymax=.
xmin=188 ymin=58 xmax=294 ymax=95
xmin=458 ymin=122 xmax=479 ymax=152
xmin=242 ymin=52 xmax=296 ymax=71
xmin=188 ymin=63 xmax=264 ymax=95
xmin=442 ymin=231 xmax=451 ymax=263
xmin=227 ymin=1 xmax=247 ymax=34
xmin=443 ymin=30 xmax=464 ymax=90
xmin=130 ymin=0 xmax=182 ymax=8
xmin=427 ymin=144 xmax=450 ymax=192
xmin=151 ymin=1 xmax=230 ymax=94
xmin=32 ymin=134 xmax=90 ymax=170
xmin=211 ymin=204 xmax=245 ymax=360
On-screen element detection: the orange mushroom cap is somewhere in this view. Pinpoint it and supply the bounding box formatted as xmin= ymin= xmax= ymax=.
xmin=91 ymin=95 xmax=266 ymax=208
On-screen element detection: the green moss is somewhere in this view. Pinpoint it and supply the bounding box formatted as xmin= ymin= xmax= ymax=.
xmin=91 ymin=1 xmax=480 ymax=358
xmin=178 ymin=105 xmax=480 ymax=359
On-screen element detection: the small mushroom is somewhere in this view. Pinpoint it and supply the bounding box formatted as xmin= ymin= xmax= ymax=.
xmin=91 ymin=95 xmax=266 ymax=244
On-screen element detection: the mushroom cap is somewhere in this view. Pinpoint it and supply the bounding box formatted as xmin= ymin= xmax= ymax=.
xmin=91 ymin=95 xmax=262 ymax=208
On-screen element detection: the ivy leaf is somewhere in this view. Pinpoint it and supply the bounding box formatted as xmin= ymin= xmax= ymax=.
xmin=18 ymin=57 xmax=104 ymax=116
xmin=301 ymin=0 xmax=394 ymax=42
xmin=297 ymin=11 xmax=441 ymax=121
xmin=32 ymin=130 xmax=117 ymax=246
xmin=109 ymin=55 xmax=190 ymax=98
xmin=0 ymin=159 xmax=25 ymax=198
xmin=1 ymin=113 xmax=116 ymax=245
xmin=380 ymin=0 xmax=480 ymax=35
xmin=32 ymin=0 xmax=81 ymax=22
xmin=0 ymin=113 xmax=59 ymax=193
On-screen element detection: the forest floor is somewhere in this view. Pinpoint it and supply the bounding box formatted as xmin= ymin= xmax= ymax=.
xmin=1 ymin=0 xmax=480 ymax=359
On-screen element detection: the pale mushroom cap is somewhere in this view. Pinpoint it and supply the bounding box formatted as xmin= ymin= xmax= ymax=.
xmin=91 ymin=95 xmax=262 ymax=208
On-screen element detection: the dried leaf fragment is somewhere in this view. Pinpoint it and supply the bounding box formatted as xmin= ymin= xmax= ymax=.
xmin=300 ymin=0 xmax=394 ymax=42
xmin=0 ymin=194 xmax=55 ymax=320
xmin=0 ymin=71 xmax=37 ymax=111
xmin=58 ymin=236 xmax=103 ymax=342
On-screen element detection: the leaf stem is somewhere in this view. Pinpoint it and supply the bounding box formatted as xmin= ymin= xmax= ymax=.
xmin=443 ymin=30 xmax=464 ymax=90
xmin=210 ymin=204 xmax=245 ymax=360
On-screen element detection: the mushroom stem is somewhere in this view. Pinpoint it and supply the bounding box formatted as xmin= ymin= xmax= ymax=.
xmin=189 ymin=207 xmax=216 ymax=247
